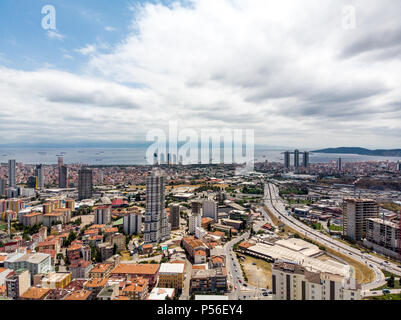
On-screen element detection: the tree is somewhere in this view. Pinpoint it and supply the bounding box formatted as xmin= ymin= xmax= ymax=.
xmin=388 ymin=275 xmax=395 ymax=288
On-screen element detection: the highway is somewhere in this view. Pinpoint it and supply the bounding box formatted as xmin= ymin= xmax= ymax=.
xmin=263 ymin=181 xmax=401 ymax=292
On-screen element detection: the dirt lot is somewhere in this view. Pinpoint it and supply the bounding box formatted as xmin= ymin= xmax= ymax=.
xmin=72 ymin=215 xmax=94 ymax=228
xmin=238 ymin=254 xmax=272 ymax=289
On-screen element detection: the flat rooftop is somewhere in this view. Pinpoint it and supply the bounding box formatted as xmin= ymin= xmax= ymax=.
xmin=159 ymin=263 xmax=185 ymax=274
xmin=247 ymin=242 xmax=350 ymax=277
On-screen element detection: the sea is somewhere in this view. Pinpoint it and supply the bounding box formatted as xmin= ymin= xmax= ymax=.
xmin=0 ymin=147 xmax=400 ymax=166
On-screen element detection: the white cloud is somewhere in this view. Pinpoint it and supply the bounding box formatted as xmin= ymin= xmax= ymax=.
xmin=105 ymin=26 xmax=117 ymax=32
xmin=46 ymin=30 xmax=65 ymax=40
xmin=1 ymin=0 xmax=401 ymax=148
xmin=75 ymin=44 xmax=97 ymax=56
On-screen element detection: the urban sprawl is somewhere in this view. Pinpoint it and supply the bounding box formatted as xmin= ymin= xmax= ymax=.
xmin=0 ymin=151 xmax=400 ymax=301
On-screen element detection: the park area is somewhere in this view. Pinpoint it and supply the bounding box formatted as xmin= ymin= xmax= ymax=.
xmin=238 ymin=254 xmax=272 ymax=289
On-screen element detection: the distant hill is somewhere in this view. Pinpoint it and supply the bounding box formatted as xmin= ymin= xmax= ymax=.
xmin=312 ymin=147 xmax=401 ymax=157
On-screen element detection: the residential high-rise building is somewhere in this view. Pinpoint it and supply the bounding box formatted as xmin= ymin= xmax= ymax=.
xmin=58 ymin=157 xmax=64 ymax=168
xmin=8 ymin=160 xmax=16 ymax=188
xmin=343 ymin=198 xmax=379 ymax=241
xmin=202 ymin=199 xmax=218 ymax=222
xmin=191 ymin=201 xmax=202 ymax=215
xmin=337 ymin=158 xmax=342 ymax=172
xmin=0 ymin=178 xmax=6 ymax=196
xmin=189 ymin=212 xmax=202 ymax=234
xmin=123 ymin=211 xmax=143 ymax=235
xmin=27 ymin=176 xmax=37 ymax=189
xmin=58 ymin=166 xmax=68 ymax=188
xmin=272 ymin=260 xmax=361 ymax=300
xmin=302 ymin=152 xmax=310 ymax=168
xmin=397 ymin=161 xmax=401 ymax=172
xmin=78 ymin=168 xmax=93 ymax=200
xmin=365 ymin=218 xmax=400 ymax=260
xmin=5 ymin=270 xmax=31 ymax=300
xmin=284 ymin=151 xmax=290 ymax=169
xmin=94 ymin=206 xmax=111 ymax=225
xmin=144 ymin=169 xmax=170 ymax=244
xmin=35 ymin=165 xmax=45 ymax=189
xmin=294 ymin=150 xmax=300 ymax=168
xmin=169 ymin=204 xmax=180 ymax=231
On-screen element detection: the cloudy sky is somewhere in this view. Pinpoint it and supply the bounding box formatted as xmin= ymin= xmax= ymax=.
xmin=0 ymin=0 xmax=400 ymax=149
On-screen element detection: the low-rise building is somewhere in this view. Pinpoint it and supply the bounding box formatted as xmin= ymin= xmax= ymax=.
xmin=272 ymin=260 xmax=361 ymax=300
xmin=111 ymin=263 xmax=160 ymax=289
xmin=122 ymin=277 xmax=149 ymax=300
xmin=41 ymin=272 xmax=71 ymax=289
xmin=190 ymin=267 xmax=227 ymax=294
xmin=69 ymin=260 xmax=92 ymax=279
xmin=158 ymin=263 xmax=185 ymax=292
xmin=4 ymin=252 xmax=51 ymax=276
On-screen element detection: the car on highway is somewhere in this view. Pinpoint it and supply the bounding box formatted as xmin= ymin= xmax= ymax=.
xmin=243 ymin=283 xmax=248 ymax=287
xmin=252 ymin=262 xmax=256 ymax=266
xmin=262 ymin=292 xmax=268 ymax=296
xmin=234 ymin=286 xmax=237 ymax=290
xmin=397 ymin=265 xmax=401 ymax=269
xmin=238 ymin=279 xmax=242 ymax=283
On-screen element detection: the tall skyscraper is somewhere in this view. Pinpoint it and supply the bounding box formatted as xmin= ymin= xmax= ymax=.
xmin=294 ymin=150 xmax=300 ymax=168
xmin=144 ymin=169 xmax=170 ymax=244
xmin=58 ymin=157 xmax=64 ymax=168
xmin=284 ymin=151 xmax=290 ymax=169
xmin=8 ymin=160 xmax=16 ymax=188
xmin=78 ymin=168 xmax=93 ymax=200
xmin=191 ymin=200 xmax=202 ymax=215
xmin=302 ymin=151 xmax=310 ymax=168
xmin=0 ymin=179 xmax=6 ymax=196
xmin=397 ymin=161 xmax=401 ymax=172
xmin=59 ymin=166 xmax=68 ymax=188
xmin=27 ymin=176 xmax=37 ymax=189
xmin=169 ymin=204 xmax=180 ymax=231
xmin=35 ymin=164 xmax=45 ymax=189
xmin=337 ymin=158 xmax=342 ymax=172
xmin=343 ymin=198 xmax=379 ymax=241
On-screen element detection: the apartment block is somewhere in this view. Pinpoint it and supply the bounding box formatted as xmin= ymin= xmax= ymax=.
xmin=365 ymin=218 xmax=400 ymax=260
xmin=158 ymin=263 xmax=185 ymax=292
xmin=342 ymin=198 xmax=379 ymax=241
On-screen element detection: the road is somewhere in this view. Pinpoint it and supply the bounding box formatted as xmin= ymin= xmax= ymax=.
xmin=362 ymin=289 xmax=401 ymax=298
xmin=263 ymin=182 xmax=401 ymax=292
xmin=224 ymin=232 xmax=271 ymax=300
